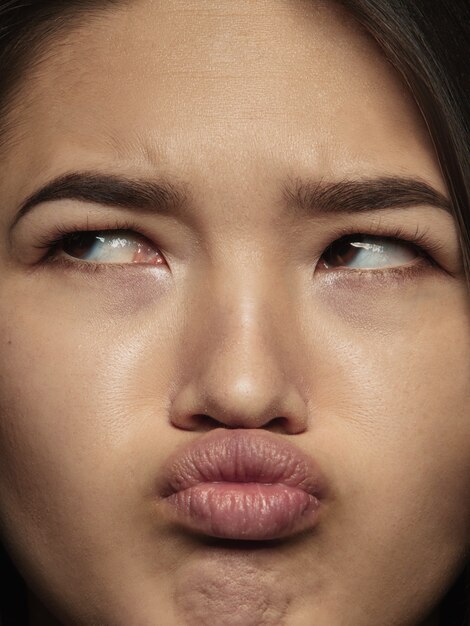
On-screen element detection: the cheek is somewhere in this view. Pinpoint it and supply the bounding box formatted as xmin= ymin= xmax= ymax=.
xmin=0 ymin=272 xmax=176 ymax=541
xmin=314 ymin=276 xmax=470 ymax=571
xmin=296 ymin=278 xmax=470 ymax=620
xmin=315 ymin=273 xmax=470 ymax=440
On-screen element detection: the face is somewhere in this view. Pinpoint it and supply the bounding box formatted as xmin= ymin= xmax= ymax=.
xmin=0 ymin=1 xmax=469 ymax=625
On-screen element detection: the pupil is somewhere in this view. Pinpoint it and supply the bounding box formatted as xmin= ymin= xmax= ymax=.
xmin=325 ymin=234 xmax=364 ymax=266
xmin=63 ymin=232 xmax=99 ymax=257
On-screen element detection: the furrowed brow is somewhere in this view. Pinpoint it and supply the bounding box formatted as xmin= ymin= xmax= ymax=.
xmin=9 ymin=171 xmax=191 ymax=232
xmin=281 ymin=176 xmax=452 ymax=217
xmin=9 ymin=172 xmax=453 ymax=238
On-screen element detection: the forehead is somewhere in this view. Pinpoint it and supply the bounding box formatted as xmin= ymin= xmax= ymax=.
xmin=3 ymin=0 xmax=444 ymax=195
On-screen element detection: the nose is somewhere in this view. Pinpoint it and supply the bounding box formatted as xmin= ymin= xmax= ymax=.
xmin=169 ymin=266 xmax=310 ymax=434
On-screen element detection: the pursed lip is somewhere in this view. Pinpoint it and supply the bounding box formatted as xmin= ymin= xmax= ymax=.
xmin=160 ymin=428 xmax=328 ymax=498
xmin=158 ymin=429 xmax=329 ymax=540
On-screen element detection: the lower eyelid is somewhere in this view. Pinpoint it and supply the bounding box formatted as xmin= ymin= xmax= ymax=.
xmin=316 ymin=256 xmax=435 ymax=287
xmin=38 ymin=252 xmax=166 ymax=276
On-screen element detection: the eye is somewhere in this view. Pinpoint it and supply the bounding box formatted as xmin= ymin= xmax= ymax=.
xmin=319 ymin=233 xmax=430 ymax=271
xmin=41 ymin=228 xmax=166 ymax=268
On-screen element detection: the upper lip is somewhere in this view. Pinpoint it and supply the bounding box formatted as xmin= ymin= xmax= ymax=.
xmin=160 ymin=428 xmax=328 ymax=499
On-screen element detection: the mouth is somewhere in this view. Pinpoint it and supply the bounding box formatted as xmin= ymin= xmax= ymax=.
xmin=159 ymin=429 xmax=328 ymax=541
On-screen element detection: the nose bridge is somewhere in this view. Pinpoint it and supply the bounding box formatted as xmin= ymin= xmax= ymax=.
xmin=205 ymin=258 xmax=286 ymax=370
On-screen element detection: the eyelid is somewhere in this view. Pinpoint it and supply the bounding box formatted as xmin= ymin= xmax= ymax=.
xmin=330 ymin=221 xmax=446 ymax=259
xmin=33 ymin=217 xmax=153 ymax=251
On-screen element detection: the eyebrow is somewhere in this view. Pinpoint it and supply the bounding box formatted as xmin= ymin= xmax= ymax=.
xmin=9 ymin=170 xmax=452 ymax=233
xmin=281 ymin=175 xmax=452 ymax=217
xmin=10 ymin=171 xmax=192 ymax=231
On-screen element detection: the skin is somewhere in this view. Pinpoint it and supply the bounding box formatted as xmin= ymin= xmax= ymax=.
xmin=0 ymin=0 xmax=468 ymax=624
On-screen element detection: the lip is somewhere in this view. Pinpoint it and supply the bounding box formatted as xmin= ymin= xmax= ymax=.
xmin=159 ymin=429 xmax=328 ymax=541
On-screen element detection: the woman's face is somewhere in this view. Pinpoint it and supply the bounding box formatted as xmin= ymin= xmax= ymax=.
xmin=0 ymin=1 xmax=468 ymax=625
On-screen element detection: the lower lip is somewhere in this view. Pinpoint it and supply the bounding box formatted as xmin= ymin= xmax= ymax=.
xmin=163 ymin=482 xmax=321 ymax=540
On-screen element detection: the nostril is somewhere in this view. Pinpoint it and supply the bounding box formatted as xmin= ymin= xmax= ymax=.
xmin=184 ymin=414 xmax=291 ymax=432
xmin=266 ymin=416 xmax=290 ymax=433
xmin=190 ymin=414 xmax=222 ymax=431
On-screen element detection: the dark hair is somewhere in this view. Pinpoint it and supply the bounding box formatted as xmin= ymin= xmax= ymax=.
xmin=0 ymin=1 xmax=468 ymax=625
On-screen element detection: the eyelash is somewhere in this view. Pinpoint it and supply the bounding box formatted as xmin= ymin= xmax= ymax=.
xmin=35 ymin=218 xmax=157 ymax=275
xmin=318 ymin=221 xmax=444 ymax=285
xmin=33 ymin=218 xmax=445 ymax=283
